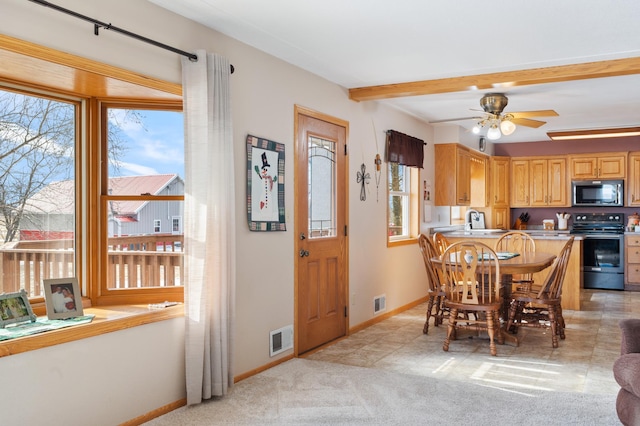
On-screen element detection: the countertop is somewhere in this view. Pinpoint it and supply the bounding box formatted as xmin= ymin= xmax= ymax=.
xmin=441 ymin=229 xmax=580 ymax=240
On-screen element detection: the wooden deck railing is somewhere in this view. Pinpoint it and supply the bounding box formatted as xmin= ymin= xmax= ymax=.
xmin=0 ymin=234 xmax=183 ymax=296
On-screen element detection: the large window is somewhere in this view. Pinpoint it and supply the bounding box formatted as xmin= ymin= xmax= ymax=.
xmin=0 ymin=87 xmax=78 ymax=298
xmin=0 ymin=82 xmax=185 ymax=307
xmin=387 ymin=163 xmax=419 ymax=245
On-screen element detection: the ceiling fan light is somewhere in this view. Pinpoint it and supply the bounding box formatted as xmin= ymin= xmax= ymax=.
xmin=500 ymin=119 xmax=516 ymax=135
xmin=487 ymin=125 xmax=501 ymax=140
xmin=472 ymin=125 xmax=481 ymax=134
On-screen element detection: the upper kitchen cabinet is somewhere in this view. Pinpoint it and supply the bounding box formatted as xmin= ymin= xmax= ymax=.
xmin=628 ymin=152 xmax=640 ymax=206
xmin=511 ymin=156 xmax=568 ymax=207
xmin=570 ymin=152 xmax=627 ymax=180
xmin=435 ymin=144 xmax=470 ymax=206
xmin=488 ymin=156 xmax=510 ymax=229
xmin=511 ymin=159 xmax=530 ymax=206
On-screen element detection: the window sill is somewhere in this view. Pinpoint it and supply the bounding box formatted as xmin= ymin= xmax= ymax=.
xmin=387 ymin=237 xmax=418 ymax=248
xmin=0 ymin=304 xmax=184 ymax=358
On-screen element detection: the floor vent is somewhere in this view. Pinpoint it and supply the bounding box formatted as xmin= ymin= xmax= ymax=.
xmin=374 ymin=294 xmax=386 ymax=314
xmin=269 ymin=325 xmax=293 ymax=357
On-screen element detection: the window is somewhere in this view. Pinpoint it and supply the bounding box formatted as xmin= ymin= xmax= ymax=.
xmin=0 ymin=87 xmax=78 ymax=299
xmin=387 ymin=163 xmax=419 ymax=245
xmin=101 ymin=104 xmax=184 ymax=300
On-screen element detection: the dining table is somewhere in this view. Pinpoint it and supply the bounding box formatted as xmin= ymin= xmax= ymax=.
xmin=431 ymin=251 xmax=557 ymax=345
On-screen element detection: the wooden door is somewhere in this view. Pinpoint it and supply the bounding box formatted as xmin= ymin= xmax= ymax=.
xmin=547 ymin=158 xmax=568 ymax=206
xmin=529 ymin=158 xmax=548 ymax=206
xmin=510 ymin=159 xmax=530 ymax=206
xmin=491 ymin=157 xmax=510 ymax=206
xmin=571 ymin=157 xmax=597 ymax=179
xmin=294 ymin=106 xmax=348 ymax=355
xmin=456 ymin=148 xmax=471 ymax=205
xmin=598 ymin=155 xmax=626 ymax=179
xmin=629 ymin=154 xmax=640 ymax=206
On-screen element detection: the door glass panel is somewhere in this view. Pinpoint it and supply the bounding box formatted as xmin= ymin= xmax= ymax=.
xmin=308 ymin=136 xmax=336 ymax=238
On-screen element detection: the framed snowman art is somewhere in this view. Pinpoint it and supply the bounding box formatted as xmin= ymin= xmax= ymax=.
xmin=246 ymin=134 xmax=286 ymax=231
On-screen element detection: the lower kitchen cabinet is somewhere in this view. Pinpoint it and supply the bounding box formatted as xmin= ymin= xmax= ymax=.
xmin=625 ymin=234 xmax=640 ymax=291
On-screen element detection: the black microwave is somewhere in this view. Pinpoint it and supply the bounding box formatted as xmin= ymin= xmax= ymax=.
xmin=572 ymin=180 xmax=624 ymax=207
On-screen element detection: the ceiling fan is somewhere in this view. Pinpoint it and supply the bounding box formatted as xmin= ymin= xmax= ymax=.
xmin=430 ymin=93 xmax=558 ymax=140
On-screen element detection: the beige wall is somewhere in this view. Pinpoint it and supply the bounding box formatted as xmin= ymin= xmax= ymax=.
xmin=1 ymin=0 xmax=438 ymax=422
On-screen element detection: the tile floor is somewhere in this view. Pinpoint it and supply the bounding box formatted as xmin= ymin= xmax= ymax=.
xmin=306 ymin=289 xmax=640 ymax=395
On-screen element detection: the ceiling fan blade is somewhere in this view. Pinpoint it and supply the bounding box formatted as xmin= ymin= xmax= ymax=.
xmin=511 ymin=117 xmax=547 ymax=128
xmin=429 ymin=116 xmax=482 ymax=124
xmin=510 ymin=110 xmax=559 ymax=118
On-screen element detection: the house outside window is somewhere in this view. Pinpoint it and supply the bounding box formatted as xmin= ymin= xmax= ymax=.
xmin=154 ymin=219 xmax=161 ymax=233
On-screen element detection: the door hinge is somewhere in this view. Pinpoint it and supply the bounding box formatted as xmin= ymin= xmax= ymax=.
xmin=344 ymin=306 xmax=348 ymax=317
xmin=344 ymin=225 xmax=348 ymax=236
xmin=344 ymin=144 xmax=348 ymax=155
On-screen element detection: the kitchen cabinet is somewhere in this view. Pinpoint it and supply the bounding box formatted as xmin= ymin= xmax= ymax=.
xmin=435 ymin=144 xmax=471 ymax=206
xmin=570 ymin=153 xmax=627 ymax=180
xmin=510 ymin=159 xmax=530 ymax=206
xmin=625 ymin=234 xmax=640 ymax=291
xmin=510 ymin=156 xmax=568 ymax=207
xmin=487 ymin=156 xmax=510 ymax=229
xmin=628 ymin=152 xmax=640 ymax=206
xmin=531 ymin=157 xmax=567 ymax=206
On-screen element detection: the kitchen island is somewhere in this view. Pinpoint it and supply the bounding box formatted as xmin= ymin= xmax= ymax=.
xmin=438 ymin=230 xmax=583 ymax=310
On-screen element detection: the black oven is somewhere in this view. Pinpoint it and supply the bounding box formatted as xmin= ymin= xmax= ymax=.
xmin=571 ymin=213 xmax=625 ymax=290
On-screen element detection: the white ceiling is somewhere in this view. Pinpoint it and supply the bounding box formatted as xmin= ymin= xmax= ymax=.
xmin=150 ymin=0 xmax=640 ymax=143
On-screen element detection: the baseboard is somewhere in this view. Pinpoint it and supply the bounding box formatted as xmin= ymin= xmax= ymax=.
xmin=120 ymin=398 xmax=186 ymax=426
xmin=234 ymin=353 xmax=295 ymax=383
xmin=349 ymin=296 xmax=428 ymax=334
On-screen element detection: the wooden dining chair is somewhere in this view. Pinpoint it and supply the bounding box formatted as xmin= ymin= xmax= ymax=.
xmin=432 ymin=232 xmax=451 ymax=256
xmin=505 ymin=236 xmax=575 ymax=348
xmin=494 ymin=231 xmax=536 ymax=291
xmin=441 ymin=240 xmax=503 ymax=356
xmin=418 ymin=234 xmax=447 ymax=334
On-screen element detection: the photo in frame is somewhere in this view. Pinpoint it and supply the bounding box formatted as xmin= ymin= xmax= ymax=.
xmin=0 ymin=289 xmax=37 ymax=328
xmin=43 ymin=277 xmax=84 ymax=320
xmin=246 ymin=134 xmax=286 ymax=231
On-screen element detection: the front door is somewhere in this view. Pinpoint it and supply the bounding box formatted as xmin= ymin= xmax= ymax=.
xmin=294 ymin=105 xmax=348 ymax=355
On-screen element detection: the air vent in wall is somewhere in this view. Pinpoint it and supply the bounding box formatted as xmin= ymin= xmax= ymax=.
xmin=269 ymin=325 xmax=293 ymax=357
xmin=374 ymin=294 xmax=386 ymax=314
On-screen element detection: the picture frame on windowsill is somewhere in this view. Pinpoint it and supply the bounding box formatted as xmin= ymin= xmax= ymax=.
xmin=0 ymin=289 xmax=37 ymax=328
xmin=43 ymin=277 xmax=84 ymax=320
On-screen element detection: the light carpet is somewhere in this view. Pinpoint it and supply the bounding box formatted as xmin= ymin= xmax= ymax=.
xmin=144 ymin=358 xmax=619 ymax=425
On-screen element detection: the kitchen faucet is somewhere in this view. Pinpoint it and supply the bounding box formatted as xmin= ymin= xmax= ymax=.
xmin=465 ymin=209 xmax=479 ymax=231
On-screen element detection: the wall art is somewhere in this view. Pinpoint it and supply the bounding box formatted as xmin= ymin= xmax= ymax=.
xmin=246 ymin=134 xmax=286 ymax=231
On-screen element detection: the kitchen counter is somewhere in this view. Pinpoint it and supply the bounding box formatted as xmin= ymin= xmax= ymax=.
xmin=443 ymin=229 xmax=580 ymax=240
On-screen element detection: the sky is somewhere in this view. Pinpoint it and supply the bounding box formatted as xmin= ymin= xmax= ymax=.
xmin=108 ymin=109 xmax=185 ymax=179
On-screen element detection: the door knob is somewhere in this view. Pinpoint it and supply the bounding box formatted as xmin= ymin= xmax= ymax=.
xmin=299 ymin=249 xmax=309 ymax=257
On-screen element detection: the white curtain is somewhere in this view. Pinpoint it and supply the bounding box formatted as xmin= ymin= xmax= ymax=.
xmin=181 ymin=50 xmax=236 ymax=405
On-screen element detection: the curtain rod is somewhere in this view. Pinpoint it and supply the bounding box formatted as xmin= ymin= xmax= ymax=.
xmin=28 ymin=0 xmax=235 ymax=73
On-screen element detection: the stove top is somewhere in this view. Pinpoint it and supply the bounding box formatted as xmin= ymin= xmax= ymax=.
xmin=570 ymin=212 xmax=625 ymax=234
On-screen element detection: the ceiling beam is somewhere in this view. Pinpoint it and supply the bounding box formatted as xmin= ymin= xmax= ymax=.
xmin=348 ymin=57 xmax=640 ymax=101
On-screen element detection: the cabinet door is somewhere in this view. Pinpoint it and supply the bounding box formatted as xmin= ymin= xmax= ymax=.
xmin=490 ymin=157 xmax=510 ymax=206
xmin=598 ymin=155 xmax=626 ymax=179
xmin=529 ymin=159 xmax=548 ymax=206
xmin=510 ymin=159 xmax=530 ymax=206
xmin=571 ymin=157 xmax=597 ymax=179
xmin=547 ymin=158 xmax=568 ymax=206
xmin=629 ymin=154 xmax=640 ymax=206
xmin=492 ymin=206 xmax=509 ymax=229
xmin=455 ymin=148 xmax=470 ymax=205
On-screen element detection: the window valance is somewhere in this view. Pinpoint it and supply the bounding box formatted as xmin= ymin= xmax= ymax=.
xmin=386 ymin=130 xmax=425 ymax=168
